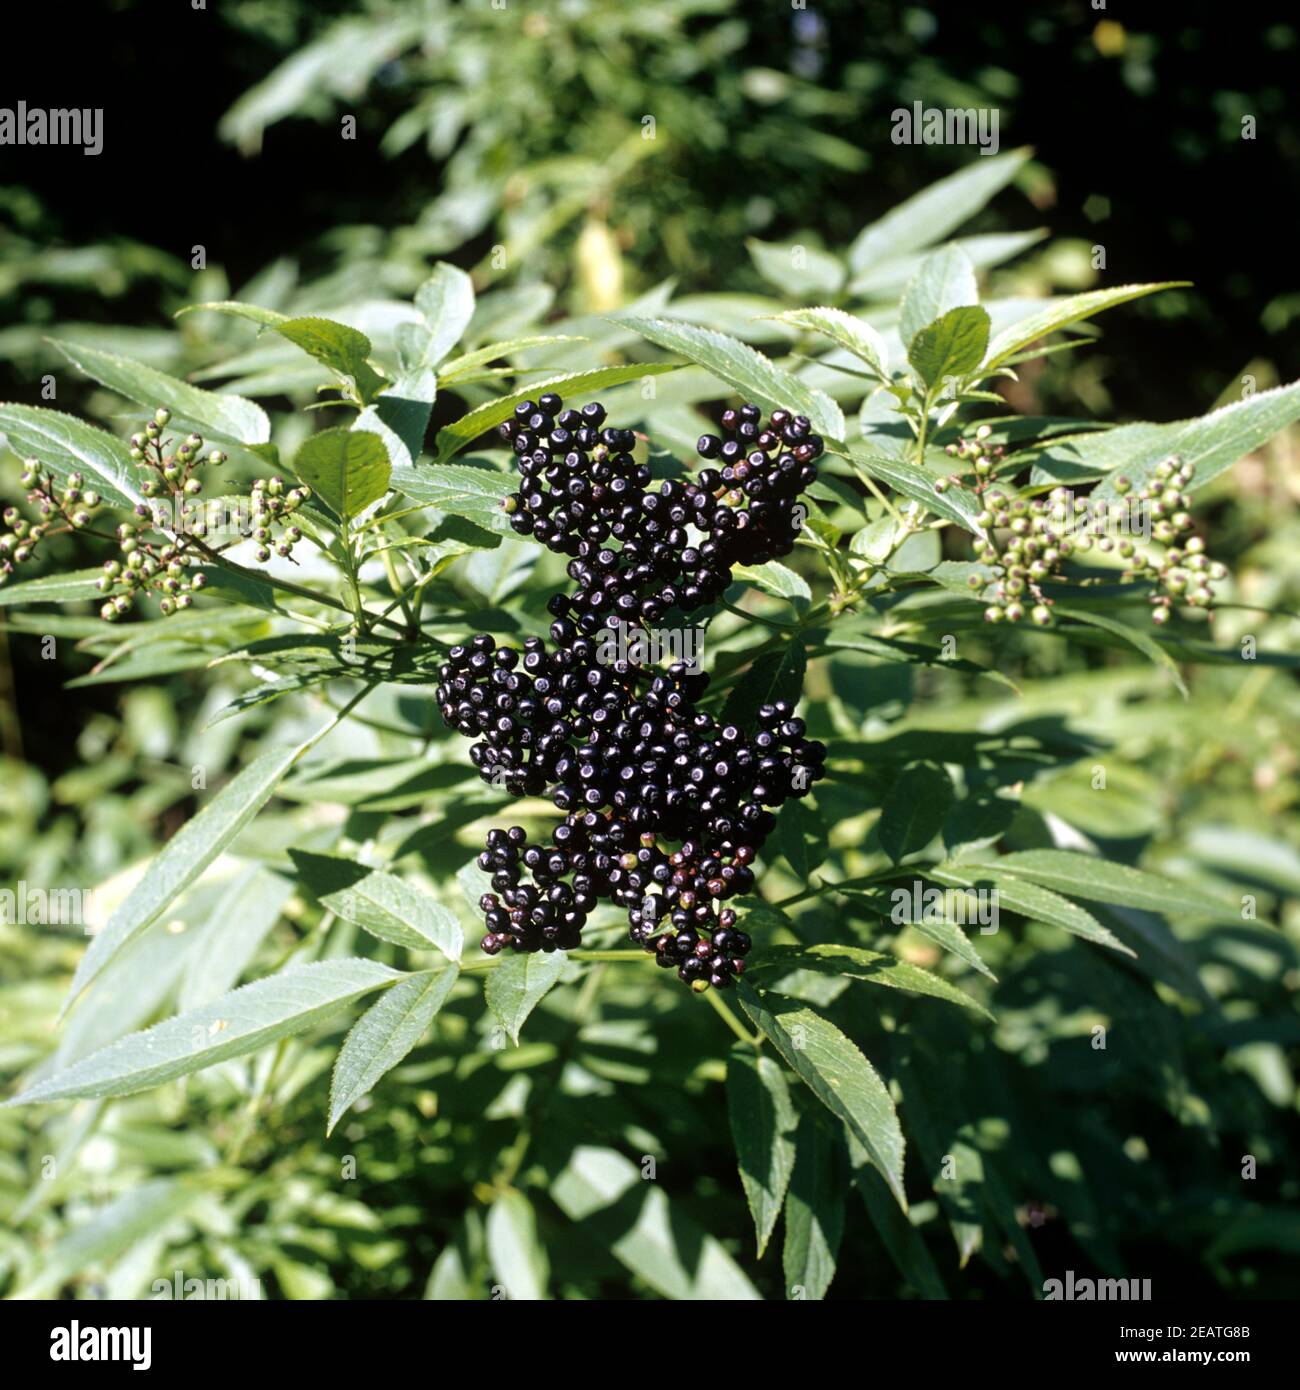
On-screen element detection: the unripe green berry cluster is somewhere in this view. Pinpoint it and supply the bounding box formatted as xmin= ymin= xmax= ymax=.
xmin=96 ymin=518 xmax=210 ymax=621
xmin=248 ymin=476 xmax=310 ymax=564
xmin=1114 ymin=458 xmax=1228 ymax=624
xmin=0 ymin=460 xmax=102 ymax=585
xmin=967 ymin=455 xmax=1226 ymax=627
xmin=936 ymin=423 xmax=1008 ymax=492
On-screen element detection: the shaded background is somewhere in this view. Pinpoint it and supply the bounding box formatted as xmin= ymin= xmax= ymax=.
xmin=5 ymin=1 xmax=1299 ymax=420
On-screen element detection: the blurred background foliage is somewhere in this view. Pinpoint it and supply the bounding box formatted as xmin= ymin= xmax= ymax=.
xmin=1 ymin=0 xmax=1298 ymax=1299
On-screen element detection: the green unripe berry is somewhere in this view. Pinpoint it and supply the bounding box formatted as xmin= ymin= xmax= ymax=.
xmin=1031 ymin=605 xmax=1052 ymax=626
xmin=155 ymin=407 xmax=171 ymax=426
xmin=100 ymin=602 xmax=117 ymax=621
xmin=159 ymin=597 xmax=174 ymax=615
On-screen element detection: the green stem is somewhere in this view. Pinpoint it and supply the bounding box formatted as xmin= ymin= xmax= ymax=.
xmin=718 ymin=597 xmax=796 ymax=630
xmin=379 ymin=548 xmax=417 ymax=635
xmin=702 ymin=987 xmax=762 ymax=1047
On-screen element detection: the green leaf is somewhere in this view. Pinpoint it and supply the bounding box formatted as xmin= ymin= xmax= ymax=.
xmin=179 ymin=865 xmax=294 ymax=1011
xmin=292 ymin=426 xmax=391 ymax=519
xmin=49 ymin=340 xmax=271 ymax=447
xmin=177 ymin=299 xmax=286 ymax=329
xmin=847 ymin=148 xmax=1031 ymax=274
xmin=907 ymin=305 xmax=991 ymax=387
xmin=746 ymin=238 xmax=845 ymax=299
xmin=438 ymin=334 xmax=583 ymax=384
xmin=276 ymin=316 xmax=376 ymax=384
xmin=750 ymin=943 xmax=993 ymax=1020
xmin=0 ymin=566 xmax=106 ymax=606
xmin=10 ymin=960 xmax=402 ymax=1103
xmin=765 ymin=306 xmax=888 ymax=380
xmin=982 ymin=282 xmax=1188 ymax=370
xmin=289 ymin=850 xmax=463 ymax=960
xmin=736 ymin=984 xmax=906 ymax=1208
xmin=970 ymin=848 xmax=1236 ymax=918
xmin=850 ymin=229 xmax=1045 ymax=299
xmin=1055 ymin=606 xmax=1188 ymax=698
xmin=931 ymin=863 xmax=1135 ymax=955
xmin=726 ymin=1047 xmax=798 ymax=1257
xmin=328 ymin=967 xmax=460 ymax=1133
xmin=1063 ymin=379 xmax=1300 ymax=497
xmin=388 ymin=459 xmax=515 ymax=533
xmin=783 ymin=1115 xmax=845 ymax=1300
xmin=778 ymin=799 xmax=828 ymax=880
xmin=731 ymin=560 xmax=811 ymax=604
xmin=720 ymin=639 xmax=807 ymax=730
xmin=843 ymin=448 xmax=985 ymax=534
xmin=486 ymin=1190 xmax=549 ymax=1301
xmin=434 ymin=364 xmax=678 ymax=462
xmin=612 ymin=317 xmax=845 ymax=441
xmin=0 ymin=404 xmax=142 ymax=509
xmin=403 ymin=263 xmax=476 ymax=372
xmin=353 ymin=368 xmax=437 ymax=470
xmin=179 ymin=299 xmax=384 ymax=394
xmin=879 ymin=763 xmax=954 ymax=863
xmin=899 ymin=245 xmax=979 ymax=350
xmin=850 ymin=1142 xmax=947 ymax=1298
xmin=856 ymin=893 xmax=997 ymax=981
xmin=624 ymin=1187 xmax=766 ymax=1296
xmin=485 ymin=951 xmax=567 ymax=1045
xmin=66 ymin=741 xmax=308 ymax=1010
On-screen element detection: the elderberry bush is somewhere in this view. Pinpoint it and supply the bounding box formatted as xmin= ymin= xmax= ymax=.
xmin=4 ymin=179 xmax=1299 ymax=1305
xmin=436 ymin=395 xmax=827 ymax=988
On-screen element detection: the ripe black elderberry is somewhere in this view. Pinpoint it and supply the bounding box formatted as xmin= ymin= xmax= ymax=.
xmin=437 ymin=396 xmax=827 ymax=990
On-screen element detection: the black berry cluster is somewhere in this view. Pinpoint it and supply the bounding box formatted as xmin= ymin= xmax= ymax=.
xmin=436 ymin=394 xmax=827 ymax=990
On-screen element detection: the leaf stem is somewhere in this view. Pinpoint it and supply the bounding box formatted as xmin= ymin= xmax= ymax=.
xmin=702 ymin=987 xmax=762 ymax=1047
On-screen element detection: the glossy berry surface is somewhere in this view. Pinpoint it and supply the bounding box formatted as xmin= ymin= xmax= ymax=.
xmin=437 ymin=396 xmax=827 ymax=988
